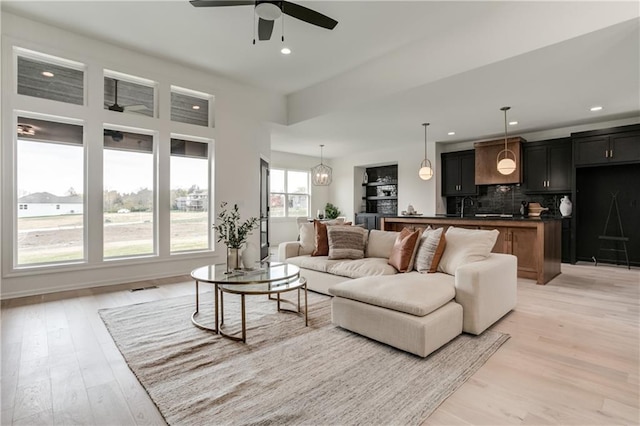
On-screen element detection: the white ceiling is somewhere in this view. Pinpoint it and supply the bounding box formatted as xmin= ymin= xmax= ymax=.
xmin=3 ymin=1 xmax=640 ymax=158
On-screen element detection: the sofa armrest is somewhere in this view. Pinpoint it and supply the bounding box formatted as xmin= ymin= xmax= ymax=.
xmin=454 ymin=253 xmax=517 ymax=335
xmin=278 ymin=241 xmax=301 ymax=261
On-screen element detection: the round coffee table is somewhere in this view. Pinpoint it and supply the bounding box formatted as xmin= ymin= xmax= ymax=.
xmin=190 ymin=262 xmax=307 ymax=342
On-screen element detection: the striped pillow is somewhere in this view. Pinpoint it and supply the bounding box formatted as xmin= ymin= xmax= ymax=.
xmin=327 ymin=226 xmax=368 ymax=260
xmin=414 ymin=227 xmax=446 ymax=273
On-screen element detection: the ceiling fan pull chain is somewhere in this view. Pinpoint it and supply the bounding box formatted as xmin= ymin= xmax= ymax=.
xmin=253 ymin=7 xmax=256 ymax=45
xmin=282 ymin=4 xmax=285 ymax=42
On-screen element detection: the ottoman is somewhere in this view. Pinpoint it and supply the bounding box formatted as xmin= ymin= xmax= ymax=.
xmin=329 ymin=273 xmax=463 ymax=357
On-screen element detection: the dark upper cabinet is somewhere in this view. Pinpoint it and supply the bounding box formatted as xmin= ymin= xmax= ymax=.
xmin=573 ymin=125 xmax=640 ymax=166
xmin=442 ymin=150 xmax=477 ymax=196
xmin=523 ymin=138 xmax=571 ymax=193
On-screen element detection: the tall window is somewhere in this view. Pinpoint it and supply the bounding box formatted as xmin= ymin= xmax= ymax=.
xmin=16 ymin=117 xmax=84 ymax=265
xmin=170 ymin=138 xmax=210 ymax=252
xmin=270 ymin=169 xmax=310 ymax=217
xmin=103 ymin=129 xmax=155 ymax=258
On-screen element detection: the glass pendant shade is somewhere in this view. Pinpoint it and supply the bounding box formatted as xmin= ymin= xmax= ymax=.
xmin=497 ymin=106 xmax=516 ymax=175
xmin=311 ymin=144 xmax=332 ymax=186
xmin=418 ymin=122 xmax=433 ymax=180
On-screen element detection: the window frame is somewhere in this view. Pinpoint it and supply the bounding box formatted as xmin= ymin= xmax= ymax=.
xmin=269 ymin=168 xmax=311 ymax=219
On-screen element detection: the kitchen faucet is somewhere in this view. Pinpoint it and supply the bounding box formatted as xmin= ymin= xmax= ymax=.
xmin=461 ymin=196 xmax=474 ymax=218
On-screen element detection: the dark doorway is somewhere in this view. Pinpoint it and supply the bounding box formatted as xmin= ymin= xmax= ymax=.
xmin=260 ymin=158 xmax=270 ymax=260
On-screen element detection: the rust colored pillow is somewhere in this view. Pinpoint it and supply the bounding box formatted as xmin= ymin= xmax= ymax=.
xmin=312 ymin=220 xmax=353 ymax=256
xmin=388 ymin=227 xmax=422 ymax=273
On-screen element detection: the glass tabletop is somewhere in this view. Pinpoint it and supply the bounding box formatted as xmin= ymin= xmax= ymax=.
xmin=191 ymin=261 xmax=300 ymax=285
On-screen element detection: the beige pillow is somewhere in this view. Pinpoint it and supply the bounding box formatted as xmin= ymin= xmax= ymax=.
xmin=298 ymin=222 xmax=315 ymax=255
xmin=388 ymin=228 xmax=422 ymax=273
xmin=366 ymin=229 xmax=399 ymax=258
xmin=327 ymin=226 xmax=368 ymax=260
xmin=414 ymin=227 xmax=446 ymax=273
xmin=437 ymin=227 xmax=499 ymax=275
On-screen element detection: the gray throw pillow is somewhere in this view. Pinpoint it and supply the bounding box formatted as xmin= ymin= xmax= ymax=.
xmin=414 ymin=227 xmax=446 ymax=273
xmin=327 ymin=226 xmax=368 ymax=260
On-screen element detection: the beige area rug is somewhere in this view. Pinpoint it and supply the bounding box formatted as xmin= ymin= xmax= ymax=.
xmin=100 ymin=290 xmax=509 ymax=425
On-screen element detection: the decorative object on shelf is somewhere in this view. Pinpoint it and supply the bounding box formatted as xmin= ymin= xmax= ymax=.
xmin=325 ymin=202 xmax=341 ymax=219
xmin=497 ymin=106 xmax=517 ymax=175
xmin=520 ymin=201 xmax=529 ymax=217
xmin=559 ymin=195 xmax=572 ymax=217
xmin=363 ymin=170 xmax=368 ymax=184
xmin=212 ymin=201 xmax=259 ymax=273
xmin=316 ymin=209 xmax=325 ymax=219
xmin=527 ymin=202 xmax=549 ymax=217
xmin=419 ymin=122 xmax=434 ymax=180
xmin=311 ymin=144 xmax=332 ymax=186
xmin=407 ymin=204 xmax=416 ymax=214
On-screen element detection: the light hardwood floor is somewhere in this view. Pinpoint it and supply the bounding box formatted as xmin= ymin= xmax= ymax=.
xmin=1 ymin=263 xmax=638 ymax=425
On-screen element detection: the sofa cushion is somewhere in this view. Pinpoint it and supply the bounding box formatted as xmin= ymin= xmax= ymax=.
xmin=299 ymin=222 xmax=315 ymax=255
xmin=328 ymin=226 xmax=368 ymax=260
xmin=286 ymin=255 xmax=344 ymax=273
xmin=327 ymin=257 xmax=398 ymax=279
xmin=414 ymin=227 xmax=446 ymax=273
xmin=366 ymin=230 xmax=399 ymax=258
xmin=329 ymin=273 xmax=455 ymax=317
xmin=438 ymin=227 xmax=499 ymax=275
xmin=388 ymin=228 xmax=422 ymax=273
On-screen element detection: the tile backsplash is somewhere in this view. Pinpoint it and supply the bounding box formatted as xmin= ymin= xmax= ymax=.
xmin=446 ymin=184 xmax=571 ymax=217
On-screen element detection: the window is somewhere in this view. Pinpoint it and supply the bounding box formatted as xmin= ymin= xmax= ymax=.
xmin=171 ymin=86 xmax=212 ymax=127
xmin=17 ymin=49 xmax=84 ymax=105
xmin=16 ymin=116 xmax=84 ymax=265
xmin=104 ymin=72 xmax=155 ymax=117
xmin=103 ymin=128 xmax=155 ymax=258
xmin=270 ymin=169 xmax=310 ymax=218
xmin=170 ymin=138 xmax=210 ymax=252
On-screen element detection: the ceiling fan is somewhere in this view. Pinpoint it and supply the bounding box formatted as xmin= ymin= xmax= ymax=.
xmin=105 ymin=79 xmax=148 ymax=114
xmin=190 ymin=0 xmax=338 ymax=41
xmin=104 ymin=129 xmax=124 ymax=142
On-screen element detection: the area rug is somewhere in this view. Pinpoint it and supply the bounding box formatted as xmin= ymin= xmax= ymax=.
xmin=99 ymin=290 xmax=509 ymax=425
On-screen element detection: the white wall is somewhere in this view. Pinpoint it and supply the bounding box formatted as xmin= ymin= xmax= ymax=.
xmin=1 ymin=13 xmax=286 ymax=298
xmin=268 ymin=150 xmax=330 ymax=245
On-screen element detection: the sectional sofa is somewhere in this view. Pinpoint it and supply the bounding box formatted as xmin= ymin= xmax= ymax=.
xmin=278 ymin=224 xmax=517 ymax=357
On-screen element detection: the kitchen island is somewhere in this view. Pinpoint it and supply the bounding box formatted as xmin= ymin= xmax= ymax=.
xmin=380 ymin=215 xmax=561 ymax=285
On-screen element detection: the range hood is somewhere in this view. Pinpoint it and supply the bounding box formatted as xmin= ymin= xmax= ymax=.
xmin=474 ymin=137 xmax=524 ymax=185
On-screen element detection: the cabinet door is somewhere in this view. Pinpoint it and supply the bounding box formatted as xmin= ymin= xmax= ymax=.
xmin=547 ymin=140 xmax=572 ymax=192
xmin=510 ymin=227 xmax=538 ymax=275
xmin=442 ymin=154 xmax=460 ymax=196
xmin=523 ymin=145 xmax=548 ymax=192
xmin=610 ymin=131 xmax=640 ymax=164
xmin=458 ymin=153 xmax=477 ymax=195
xmin=574 ymin=136 xmax=609 ymax=166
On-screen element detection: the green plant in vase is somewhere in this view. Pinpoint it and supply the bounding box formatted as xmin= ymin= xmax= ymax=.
xmin=325 ymin=203 xmax=342 ymax=220
xmin=212 ymin=202 xmax=258 ymax=271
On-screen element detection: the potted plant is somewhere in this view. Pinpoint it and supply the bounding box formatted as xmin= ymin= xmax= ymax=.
xmin=325 ymin=202 xmax=342 ymax=220
xmin=212 ymin=202 xmax=258 ymax=271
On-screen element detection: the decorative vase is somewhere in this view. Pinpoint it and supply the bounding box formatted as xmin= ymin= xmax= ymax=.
xmin=363 ymin=171 xmax=368 ymax=184
xmin=226 ymin=247 xmax=241 ymax=272
xmin=559 ymin=196 xmax=572 ymax=217
xmin=242 ymin=242 xmax=259 ymax=269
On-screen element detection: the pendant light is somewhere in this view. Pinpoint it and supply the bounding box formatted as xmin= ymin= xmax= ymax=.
xmin=311 ymin=144 xmax=332 ymax=186
xmin=418 ymin=123 xmax=433 ymax=180
xmin=497 ymin=106 xmax=517 ymax=175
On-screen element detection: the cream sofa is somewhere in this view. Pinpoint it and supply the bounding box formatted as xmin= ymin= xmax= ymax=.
xmin=279 ymin=227 xmax=517 ymax=357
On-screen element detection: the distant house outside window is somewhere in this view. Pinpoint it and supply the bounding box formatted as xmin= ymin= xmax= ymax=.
xmin=269 ymin=169 xmax=310 ymax=218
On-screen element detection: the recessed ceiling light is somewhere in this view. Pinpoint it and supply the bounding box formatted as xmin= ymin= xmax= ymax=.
xmin=281 ymin=47 xmax=291 ymax=55
xmin=192 ymin=105 xmax=200 ymax=110
xmin=509 ymin=121 xmax=518 ymax=126
xmin=590 ymin=106 xmax=603 ymax=112
xmin=447 ymin=131 xmax=455 ymax=136
xmin=41 ymin=71 xmax=54 ymax=77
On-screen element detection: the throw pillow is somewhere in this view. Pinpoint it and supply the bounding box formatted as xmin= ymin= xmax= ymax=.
xmin=327 ymin=226 xmax=368 ymax=260
xmin=312 ymin=220 xmax=354 ymax=257
xmin=387 ymin=227 xmax=422 ymax=273
xmin=298 ymin=222 xmax=315 ymax=255
xmin=414 ymin=227 xmax=446 ymax=273
xmin=437 ymin=226 xmax=499 ymax=275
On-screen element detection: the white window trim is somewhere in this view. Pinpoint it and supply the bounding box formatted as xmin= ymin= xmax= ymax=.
xmin=270 ymin=168 xmax=311 ymax=219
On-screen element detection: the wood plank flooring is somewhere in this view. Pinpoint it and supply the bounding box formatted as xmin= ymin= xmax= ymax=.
xmin=1 ymin=264 xmax=638 ymax=425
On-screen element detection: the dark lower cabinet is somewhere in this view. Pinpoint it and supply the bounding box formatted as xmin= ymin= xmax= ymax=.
xmin=562 ymin=218 xmax=571 ymax=263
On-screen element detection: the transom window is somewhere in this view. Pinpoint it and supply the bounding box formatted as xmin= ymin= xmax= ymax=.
xmin=270 ymin=169 xmax=310 ymax=218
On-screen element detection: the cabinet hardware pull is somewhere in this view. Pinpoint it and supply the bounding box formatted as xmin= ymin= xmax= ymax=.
xmin=610 ymin=149 xmax=613 ymax=158
xmin=605 ymin=150 xmax=609 ymax=158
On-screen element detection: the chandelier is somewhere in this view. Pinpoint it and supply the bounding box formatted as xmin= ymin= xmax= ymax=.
xmin=311 ymin=144 xmax=332 ymax=186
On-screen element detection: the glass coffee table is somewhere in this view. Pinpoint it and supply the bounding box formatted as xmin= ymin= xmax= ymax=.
xmin=190 ymin=262 xmax=307 ymax=343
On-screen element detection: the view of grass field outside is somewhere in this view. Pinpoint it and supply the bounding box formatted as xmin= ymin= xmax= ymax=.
xmin=270 ymin=169 xmax=309 ymax=217
xmin=16 ymin=127 xmax=85 ymax=266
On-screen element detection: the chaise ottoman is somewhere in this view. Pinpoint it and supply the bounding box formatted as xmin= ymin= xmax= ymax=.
xmin=329 ymin=273 xmax=463 ymax=357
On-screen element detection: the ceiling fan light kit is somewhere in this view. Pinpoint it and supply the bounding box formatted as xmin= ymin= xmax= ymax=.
xmin=311 ymin=144 xmax=332 ymax=186
xmin=497 ymin=106 xmax=517 ymax=175
xmin=419 ymin=122 xmax=433 ymax=181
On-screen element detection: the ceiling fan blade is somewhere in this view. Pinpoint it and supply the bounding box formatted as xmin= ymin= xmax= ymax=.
xmin=258 ymin=18 xmax=274 ymax=40
xmin=282 ymin=1 xmax=337 ymax=30
xmin=190 ymin=0 xmax=254 ymax=7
